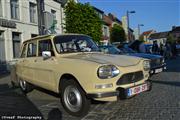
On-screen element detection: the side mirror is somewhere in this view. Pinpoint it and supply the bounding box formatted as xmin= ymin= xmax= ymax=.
xmin=42 ymin=51 xmax=51 ymax=60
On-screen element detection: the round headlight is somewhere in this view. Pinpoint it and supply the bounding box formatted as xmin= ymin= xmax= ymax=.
xmin=143 ymin=60 xmax=150 ymax=71
xmin=98 ymin=65 xmax=120 ymax=79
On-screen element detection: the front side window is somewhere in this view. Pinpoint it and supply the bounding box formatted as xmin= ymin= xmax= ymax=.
xmin=29 ymin=2 xmax=37 ymax=23
xmin=54 ymin=35 xmax=99 ymax=54
xmin=21 ymin=43 xmax=27 ymax=58
xmin=10 ymin=0 xmax=19 ymax=20
xmin=12 ymin=32 xmax=21 ymax=58
xmin=27 ymin=42 xmax=37 ymax=57
xmin=38 ymin=39 xmax=54 ymax=56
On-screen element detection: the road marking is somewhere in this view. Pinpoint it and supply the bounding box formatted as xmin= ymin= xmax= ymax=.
xmin=39 ymin=102 xmax=59 ymax=109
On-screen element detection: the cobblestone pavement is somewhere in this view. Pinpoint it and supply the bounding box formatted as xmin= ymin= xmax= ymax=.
xmin=0 ymin=57 xmax=180 ymax=120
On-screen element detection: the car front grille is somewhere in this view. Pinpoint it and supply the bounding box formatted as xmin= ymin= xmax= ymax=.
xmin=150 ymin=58 xmax=163 ymax=68
xmin=116 ymin=71 xmax=144 ymax=85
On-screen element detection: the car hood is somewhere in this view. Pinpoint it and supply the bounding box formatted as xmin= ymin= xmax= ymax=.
xmin=128 ymin=53 xmax=162 ymax=60
xmin=62 ymin=52 xmax=142 ymax=67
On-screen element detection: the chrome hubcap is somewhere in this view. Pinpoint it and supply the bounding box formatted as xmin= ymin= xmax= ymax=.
xmin=64 ymin=85 xmax=82 ymax=112
xmin=20 ymin=79 xmax=26 ymax=91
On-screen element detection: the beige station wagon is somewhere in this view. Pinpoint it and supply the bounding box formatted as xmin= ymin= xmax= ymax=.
xmin=12 ymin=34 xmax=151 ymax=116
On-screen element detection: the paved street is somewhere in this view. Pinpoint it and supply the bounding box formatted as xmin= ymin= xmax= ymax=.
xmin=0 ymin=57 xmax=180 ymax=120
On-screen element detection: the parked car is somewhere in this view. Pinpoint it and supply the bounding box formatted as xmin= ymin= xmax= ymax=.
xmin=99 ymin=45 xmax=166 ymax=75
xmin=128 ymin=40 xmax=153 ymax=53
xmin=12 ymin=34 xmax=151 ymax=117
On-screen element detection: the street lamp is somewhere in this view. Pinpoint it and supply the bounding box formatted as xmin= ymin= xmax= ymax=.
xmin=138 ymin=24 xmax=144 ymax=39
xmin=126 ymin=10 xmax=135 ymax=42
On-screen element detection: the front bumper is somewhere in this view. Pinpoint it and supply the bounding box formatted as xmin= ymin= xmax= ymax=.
xmin=87 ymin=81 xmax=152 ymax=99
xmin=150 ymin=64 xmax=166 ymax=75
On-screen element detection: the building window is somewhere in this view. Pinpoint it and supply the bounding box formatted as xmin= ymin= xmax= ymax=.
xmin=51 ymin=9 xmax=56 ymax=20
xmin=29 ymin=2 xmax=37 ymax=23
xmin=103 ymin=26 xmax=108 ymax=37
xmin=12 ymin=32 xmax=21 ymax=58
xmin=0 ymin=0 xmax=2 ymax=17
xmin=31 ymin=34 xmax=38 ymax=38
xmin=0 ymin=31 xmax=5 ymax=61
xmin=10 ymin=0 xmax=19 ymax=20
xmin=99 ymin=13 xmax=103 ymax=19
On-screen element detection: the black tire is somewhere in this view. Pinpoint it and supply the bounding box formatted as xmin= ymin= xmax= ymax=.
xmin=60 ymin=79 xmax=90 ymax=117
xmin=19 ymin=77 xmax=34 ymax=94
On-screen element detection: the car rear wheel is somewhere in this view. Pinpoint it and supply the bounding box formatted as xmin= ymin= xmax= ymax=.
xmin=19 ymin=78 xmax=33 ymax=94
xmin=60 ymin=79 xmax=90 ymax=117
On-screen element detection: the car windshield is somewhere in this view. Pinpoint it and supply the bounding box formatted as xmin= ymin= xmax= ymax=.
xmin=53 ymin=35 xmax=99 ymax=53
xmin=99 ymin=46 xmax=122 ymax=54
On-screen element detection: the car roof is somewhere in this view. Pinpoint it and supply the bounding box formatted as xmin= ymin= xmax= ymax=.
xmin=23 ymin=33 xmax=89 ymax=44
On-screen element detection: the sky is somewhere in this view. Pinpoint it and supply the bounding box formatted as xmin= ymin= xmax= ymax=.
xmin=79 ymin=0 xmax=180 ymax=33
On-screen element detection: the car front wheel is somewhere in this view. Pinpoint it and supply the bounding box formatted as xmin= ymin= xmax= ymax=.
xmin=61 ymin=79 xmax=90 ymax=117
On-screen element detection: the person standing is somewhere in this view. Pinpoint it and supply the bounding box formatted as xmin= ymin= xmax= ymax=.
xmin=165 ymin=42 xmax=172 ymax=59
xmin=152 ymin=41 xmax=159 ymax=54
xmin=139 ymin=42 xmax=146 ymax=53
xmin=160 ymin=43 xmax=164 ymax=56
xmin=171 ymin=41 xmax=177 ymax=58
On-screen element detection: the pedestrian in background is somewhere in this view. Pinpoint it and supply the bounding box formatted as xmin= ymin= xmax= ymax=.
xmin=164 ymin=42 xmax=172 ymax=59
xmin=171 ymin=41 xmax=177 ymax=58
xmin=152 ymin=41 xmax=159 ymax=54
xmin=139 ymin=42 xmax=146 ymax=53
xmin=160 ymin=43 xmax=164 ymax=56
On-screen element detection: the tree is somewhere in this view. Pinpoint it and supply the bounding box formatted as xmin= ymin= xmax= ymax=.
xmin=64 ymin=1 xmax=102 ymax=43
xmin=139 ymin=35 xmax=145 ymax=42
xmin=167 ymin=34 xmax=176 ymax=43
xmin=110 ymin=24 xmax=126 ymax=43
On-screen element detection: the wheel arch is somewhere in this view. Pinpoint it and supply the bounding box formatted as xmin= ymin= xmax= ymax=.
xmin=58 ymin=73 xmax=87 ymax=94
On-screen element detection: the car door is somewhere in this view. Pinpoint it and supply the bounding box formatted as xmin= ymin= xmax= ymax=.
xmin=16 ymin=42 xmax=28 ymax=80
xmin=32 ymin=39 xmax=56 ymax=90
xmin=17 ymin=41 xmax=37 ymax=83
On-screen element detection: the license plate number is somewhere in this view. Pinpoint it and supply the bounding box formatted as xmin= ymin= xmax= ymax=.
xmin=155 ymin=68 xmax=163 ymax=73
xmin=127 ymin=84 xmax=148 ymax=97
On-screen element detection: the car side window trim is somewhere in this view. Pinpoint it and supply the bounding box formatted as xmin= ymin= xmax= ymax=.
xmin=20 ymin=43 xmax=27 ymax=58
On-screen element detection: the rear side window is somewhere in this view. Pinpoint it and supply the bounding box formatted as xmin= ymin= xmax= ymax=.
xmin=38 ymin=39 xmax=54 ymax=56
xmin=21 ymin=43 xmax=27 ymax=58
xmin=27 ymin=42 xmax=37 ymax=57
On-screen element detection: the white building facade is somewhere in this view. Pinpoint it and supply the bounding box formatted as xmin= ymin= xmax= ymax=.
xmin=0 ymin=0 xmax=65 ymax=63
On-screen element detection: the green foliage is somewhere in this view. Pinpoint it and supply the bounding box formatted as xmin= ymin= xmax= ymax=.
xmin=167 ymin=34 xmax=176 ymax=43
xmin=64 ymin=1 xmax=102 ymax=43
xmin=139 ymin=35 xmax=144 ymax=42
xmin=110 ymin=24 xmax=126 ymax=43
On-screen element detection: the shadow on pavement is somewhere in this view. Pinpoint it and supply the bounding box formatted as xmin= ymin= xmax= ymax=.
xmin=165 ymin=56 xmax=180 ymax=72
xmin=35 ymin=87 xmax=60 ymax=98
xmin=0 ymin=84 xmax=44 ymax=120
xmin=0 ymin=73 xmax=10 ymax=79
xmin=150 ymin=80 xmax=180 ymax=87
xmin=47 ymin=108 xmax=62 ymax=120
